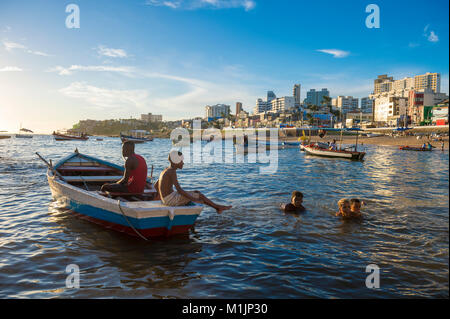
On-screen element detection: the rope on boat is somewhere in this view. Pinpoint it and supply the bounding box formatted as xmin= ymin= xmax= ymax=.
xmin=117 ymin=200 xmax=148 ymax=241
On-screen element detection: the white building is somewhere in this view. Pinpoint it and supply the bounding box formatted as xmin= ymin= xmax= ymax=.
xmin=253 ymin=98 xmax=271 ymax=114
xmin=271 ymin=96 xmax=296 ymax=113
xmin=205 ymin=104 xmax=231 ymax=119
xmin=373 ymin=96 xmax=408 ymax=125
xmin=332 ymin=96 xmax=359 ymax=114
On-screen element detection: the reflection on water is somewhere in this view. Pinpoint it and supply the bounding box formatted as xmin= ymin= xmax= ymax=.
xmin=0 ymin=136 xmax=448 ymax=298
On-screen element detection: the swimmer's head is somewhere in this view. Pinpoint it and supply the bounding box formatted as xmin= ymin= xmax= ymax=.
xmin=168 ymin=150 xmax=184 ymax=169
xmin=350 ymin=198 xmax=361 ymax=213
xmin=291 ymin=191 xmax=303 ymax=207
xmin=338 ymin=198 xmax=351 ymax=215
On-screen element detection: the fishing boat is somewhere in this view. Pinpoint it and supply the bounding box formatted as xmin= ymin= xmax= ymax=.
xmin=16 ymin=125 xmax=33 ymax=138
xmin=120 ymin=130 xmax=153 ymax=143
xmin=53 ymin=131 xmax=89 ymax=141
xmin=303 ymin=144 xmax=366 ymax=160
xmin=302 ymin=127 xmax=366 ymax=160
xmin=399 ymin=146 xmax=432 ymax=152
xmin=38 ymin=150 xmax=203 ymax=239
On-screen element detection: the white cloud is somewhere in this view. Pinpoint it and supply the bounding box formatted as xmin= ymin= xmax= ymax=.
xmin=0 ymin=66 xmax=23 ymax=72
xmin=145 ymin=0 xmax=256 ymax=11
xmin=3 ymin=41 xmax=26 ymax=51
xmin=47 ymin=65 xmax=135 ymax=76
xmin=316 ymin=49 xmax=350 ymax=58
xmin=97 ymin=45 xmax=128 ymax=58
xmin=2 ymin=40 xmax=52 ymax=56
xmin=59 ymin=82 xmax=150 ymax=109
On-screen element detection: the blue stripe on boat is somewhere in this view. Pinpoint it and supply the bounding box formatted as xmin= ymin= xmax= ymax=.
xmin=68 ymin=199 xmax=199 ymax=230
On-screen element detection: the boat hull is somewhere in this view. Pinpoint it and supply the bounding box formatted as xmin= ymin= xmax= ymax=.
xmin=46 ymin=153 xmax=203 ymax=238
xmin=16 ymin=134 xmax=33 ymax=138
xmin=53 ymin=134 xmax=88 ymax=141
xmin=399 ymin=146 xmax=432 ymax=152
xmin=304 ymin=146 xmax=365 ymax=160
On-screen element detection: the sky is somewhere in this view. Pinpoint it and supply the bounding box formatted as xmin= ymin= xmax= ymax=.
xmin=0 ymin=0 xmax=448 ymax=133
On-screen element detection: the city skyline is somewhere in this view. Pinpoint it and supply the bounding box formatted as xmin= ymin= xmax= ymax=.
xmin=0 ymin=0 xmax=449 ymax=133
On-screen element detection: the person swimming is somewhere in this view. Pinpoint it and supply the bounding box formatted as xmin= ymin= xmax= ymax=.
xmin=349 ymin=198 xmax=363 ymax=218
xmin=280 ymin=191 xmax=305 ymax=213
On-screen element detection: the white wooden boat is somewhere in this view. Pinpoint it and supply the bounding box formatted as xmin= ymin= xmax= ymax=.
xmin=304 ymin=145 xmax=365 ymax=160
xmin=43 ymin=150 xmax=203 ymax=239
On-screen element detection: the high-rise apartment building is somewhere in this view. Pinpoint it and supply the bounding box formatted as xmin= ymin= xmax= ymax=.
xmin=271 ymin=96 xmax=296 ymax=113
xmin=293 ymin=84 xmax=301 ymax=107
xmin=374 ymin=75 xmax=394 ymax=94
xmin=205 ymin=104 xmax=231 ymax=119
xmin=360 ymin=97 xmax=374 ymax=113
xmin=414 ymin=72 xmax=441 ymax=93
xmin=304 ymin=88 xmax=330 ymax=106
xmin=236 ymin=102 xmax=243 ymax=116
xmin=332 ymin=96 xmax=359 ymax=114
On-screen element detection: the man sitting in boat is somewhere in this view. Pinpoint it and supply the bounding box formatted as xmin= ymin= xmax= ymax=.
xmin=158 ymin=150 xmax=232 ymax=214
xmin=101 ymin=141 xmax=148 ymax=194
xmin=329 ymin=139 xmax=337 ymax=151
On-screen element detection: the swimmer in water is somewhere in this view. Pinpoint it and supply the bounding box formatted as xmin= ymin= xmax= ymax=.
xmin=336 ymin=198 xmax=351 ymax=218
xmin=349 ymin=198 xmax=363 ymax=218
xmin=281 ymin=191 xmax=305 ymax=213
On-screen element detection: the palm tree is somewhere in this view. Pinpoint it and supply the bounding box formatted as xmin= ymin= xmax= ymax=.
xmin=321 ymin=96 xmax=332 ymax=112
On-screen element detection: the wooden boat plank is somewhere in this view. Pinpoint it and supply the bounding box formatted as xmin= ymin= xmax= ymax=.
xmin=64 ymin=175 xmax=123 ymax=182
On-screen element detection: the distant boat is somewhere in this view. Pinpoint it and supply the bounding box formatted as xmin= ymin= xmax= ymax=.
xmin=120 ymin=130 xmax=153 ymax=143
xmin=304 ymin=144 xmax=366 ymax=160
xmin=399 ymin=146 xmax=432 ymax=152
xmin=53 ymin=131 xmax=88 ymax=141
xmin=96 ymin=138 xmax=104 ymax=141
xmin=0 ymin=135 xmax=11 ymax=140
xmin=39 ymin=150 xmax=203 ymax=239
xmin=16 ymin=124 xmax=33 ymax=138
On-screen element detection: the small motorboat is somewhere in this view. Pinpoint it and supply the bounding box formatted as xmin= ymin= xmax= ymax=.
xmin=53 ymin=131 xmax=88 ymax=141
xmin=399 ymin=146 xmax=432 ymax=152
xmin=120 ymin=130 xmax=153 ymax=143
xmin=38 ymin=150 xmax=203 ymax=239
xmin=303 ymin=144 xmax=366 ymax=160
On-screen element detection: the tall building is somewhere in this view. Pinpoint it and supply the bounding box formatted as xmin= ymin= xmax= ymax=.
xmin=414 ymin=72 xmax=441 ymax=93
xmin=205 ymin=104 xmax=231 ymax=119
xmin=332 ymin=96 xmax=359 ymax=114
xmin=304 ymin=88 xmax=330 ymax=106
xmin=271 ymin=96 xmax=296 ymax=113
xmin=267 ymin=91 xmax=276 ymax=102
xmin=360 ymin=97 xmax=374 ymax=113
xmin=253 ymin=98 xmax=271 ymax=114
xmin=293 ymin=84 xmax=301 ymax=107
xmin=236 ymin=102 xmax=243 ymax=116
xmin=374 ymin=75 xmax=394 ymax=94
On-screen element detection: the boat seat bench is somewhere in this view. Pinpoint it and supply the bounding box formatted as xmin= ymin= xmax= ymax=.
xmin=58 ymin=166 xmax=119 ymax=173
xmin=64 ymin=175 xmax=123 ymax=182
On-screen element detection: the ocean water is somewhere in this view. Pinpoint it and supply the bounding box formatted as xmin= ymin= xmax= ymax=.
xmin=0 ymin=135 xmax=448 ymax=298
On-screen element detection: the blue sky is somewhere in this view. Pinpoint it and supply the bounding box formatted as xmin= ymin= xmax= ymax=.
xmin=0 ymin=0 xmax=448 ymax=133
